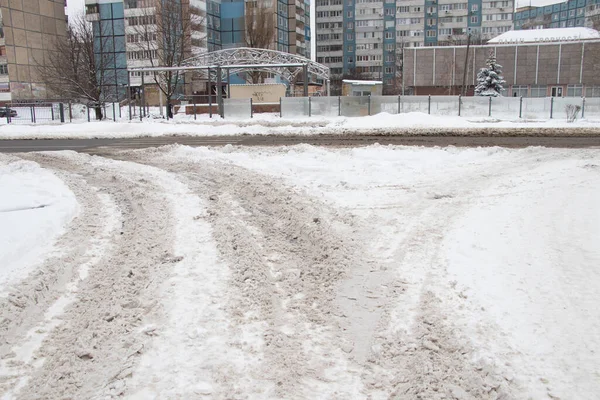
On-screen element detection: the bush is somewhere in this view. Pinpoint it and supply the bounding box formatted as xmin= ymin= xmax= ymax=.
xmin=565 ymin=104 xmax=582 ymax=123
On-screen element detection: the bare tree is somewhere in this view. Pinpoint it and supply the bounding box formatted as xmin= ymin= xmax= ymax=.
xmin=36 ymin=15 xmax=112 ymax=119
xmin=244 ymin=1 xmax=275 ymax=83
xmin=131 ymin=0 xmax=205 ymax=118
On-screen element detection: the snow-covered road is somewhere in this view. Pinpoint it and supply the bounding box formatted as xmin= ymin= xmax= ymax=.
xmin=0 ymin=145 xmax=598 ymax=399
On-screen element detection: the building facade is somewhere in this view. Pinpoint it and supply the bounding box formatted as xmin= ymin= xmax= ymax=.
xmin=0 ymin=0 xmax=68 ymax=101
xmin=514 ymin=0 xmax=600 ymax=30
xmin=206 ymin=0 xmax=310 ymax=57
xmin=316 ymin=0 xmax=513 ymax=92
xmin=402 ymin=38 xmax=600 ymax=96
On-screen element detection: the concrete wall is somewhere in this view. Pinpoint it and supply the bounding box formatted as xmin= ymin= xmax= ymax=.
xmin=0 ymin=0 xmax=67 ymax=100
xmin=403 ymin=40 xmax=600 ymax=94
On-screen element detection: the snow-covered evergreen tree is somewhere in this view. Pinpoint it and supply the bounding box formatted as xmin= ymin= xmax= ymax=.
xmin=474 ymin=50 xmax=506 ymax=97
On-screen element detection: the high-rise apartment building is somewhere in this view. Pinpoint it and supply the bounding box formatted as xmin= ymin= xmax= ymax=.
xmin=316 ymin=0 xmax=513 ymax=92
xmin=207 ymin=0 xmax=310 ymax=58
xmin=514 ymin=0 xmax=599 ymax=30
xmin=85 ymin=0 xmax=208 ymax=100
xmin=0 ymin=0 xmax=68 ymax=100
xmin=85 ymin=0 xmax=310 ymax=100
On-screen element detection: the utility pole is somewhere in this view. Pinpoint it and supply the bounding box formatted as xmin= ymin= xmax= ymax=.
xmin=461 ymin=30 xmax=472 ymax=96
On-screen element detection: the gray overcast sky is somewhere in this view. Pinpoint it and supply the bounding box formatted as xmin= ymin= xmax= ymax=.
xmin=66 ymin=0 xmax=85 ymax=17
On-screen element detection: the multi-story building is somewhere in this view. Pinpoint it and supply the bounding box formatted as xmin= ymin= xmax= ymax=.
xmin=403 ymin=28 xmax=600 ymax=96
xmin=0 ymin=0 xmax=68 ymax=101
xmin=209 ymin=0 xmax=310 ymax=57
xmin=85 ymin=0 xmax=310 ymax=99
xmin=514 ymin=0 xmax=600 ymax=30
xmin=85 ymin=0 xmax=208 ymax=102
xmin=316 ymin=0 xmax=513 ymax=92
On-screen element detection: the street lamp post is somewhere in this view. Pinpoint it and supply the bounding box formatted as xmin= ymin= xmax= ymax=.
xmin=461 ymin=29 xmax=472 ymax=96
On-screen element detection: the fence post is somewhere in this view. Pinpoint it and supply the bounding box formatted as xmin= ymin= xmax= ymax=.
xmin=368 ymin=95 xmax=371 ymax=116
xmin=279 ymin=97 xmax=282 ymax=118
xmin=112 ymin=103 xmax=116 ymax=122
xmin=582 ymin=97 xmax=586 ymax=119
xmin=32 ymin=105 xmax=36 ymax=123
xmin=309 ymin=96 xmax=312 ymax=117
xmin=550 ymin=97 xmax=554 ymax=119
xmin=398 ymin=95 xmax=401 ymax=114
xmin=250 ymin=98 xmax=253 ymax=118
xmin=519 ymin=97 xmax=523 ymax=118
xmin=488 ymin=96 xmax=492 ymax=117
xmin=428 ymin=95 xmax=431 ymax=115
xmin=193 ymin=98 xmax=197 ymax=120
xmin=51 ymin=104 xmax=55 ymax=121
xmin=59 ymin=103 xmax=65 ymax=123
xmin=87 ymin=106 xmax=91 ymax=122
xmin=458 ymin=95 xmax=461 ymax=116
xmin=69 ymin=102 xmax=72 ymax=122
xmin=338 ymin=96 xmax=341 ymax=116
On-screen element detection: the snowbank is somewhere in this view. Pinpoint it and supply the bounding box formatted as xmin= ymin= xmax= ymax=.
xmin=0 ymin=156 xmax=79 ymax=294
xmin=0 ymin=112 xmax=598 ymax=140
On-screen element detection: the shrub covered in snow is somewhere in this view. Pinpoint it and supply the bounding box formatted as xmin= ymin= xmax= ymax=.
xmin=565 ymin=104 xmax=581 ymax=123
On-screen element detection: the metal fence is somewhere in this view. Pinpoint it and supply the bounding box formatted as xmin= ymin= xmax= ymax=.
xmin=0 ymin=102 xmax=127 ymax=124
xmin=280 ymin=95 xmax=595 ymax=120
xmin=1 ymin=96 xmax=597 ymax=123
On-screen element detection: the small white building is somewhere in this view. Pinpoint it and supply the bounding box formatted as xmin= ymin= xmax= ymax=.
xmin=342 ymin=80 xmax=383 ymax=97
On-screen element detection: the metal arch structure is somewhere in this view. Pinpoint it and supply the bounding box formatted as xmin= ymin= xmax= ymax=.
xmin=183 ymin=47 xmax=330 ymax=84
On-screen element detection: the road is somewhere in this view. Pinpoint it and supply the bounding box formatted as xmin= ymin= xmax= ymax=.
xmin=1 ymin=135 xmax=600 ymax=153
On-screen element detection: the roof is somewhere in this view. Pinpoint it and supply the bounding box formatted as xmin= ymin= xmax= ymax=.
xmin=487 ymin=28 xmax=600 ymax=44
xmin=342 ymin=80 xmax=383 ymax=85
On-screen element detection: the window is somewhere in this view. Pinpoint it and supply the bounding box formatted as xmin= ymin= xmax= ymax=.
xmin=440 ymin=4 xmax=451 ymax=11
xmin=385 ymin=20 xmax=394 ymax=28
xmin=485 ymin=14 xmax=493 ymax=20
xmin=347 ymin=33 xmax=353 ymax=40
xmin=500 ymin=13 xmax=511 ymax=20
xmin=471 ymin=4 xmax=478 ymax=11
xmin=0 ymin=64 xmax=7 ymax=75
xmin=385 ymin=31 xmax=394 ymax=38
xmin=385 ymin=43 xmax=394 ymax=50
xmin=413 ymin=6 xmax=421 ymax=12
xmin=427 ymin=18 xmax=435 ymax=25
xmin=347 ymin=22 xmax=354 ymax=29
xmin=567 ymin=84 xmax=583 ymax=97
xmin=410 ymin=18 xmax=421 ymax=24
xmin=439 ymin=28 xmax=452 ymax=35
xmin=347 ymin=46 xmax=354 ymax=52
xmin=385 ymin=66 xmax=393 ymax=74
xmin=455 ymin=16 xmax=463 ymax=22
xmin=347 ymin=11 xmax=353 ymax=17
xmin=426 ymin=30 xmax=436 ymax=37
xmin=385 ymin=8 xmax=395 ymax=15
xmin=586 ymin=86 xmax=600 ymax=97
xmin=397 ymin=6 xmax=409 ymax=12
xmin=348 ymin=57 xmax=354 ymax=63
xmin=530 ymin=85 xmax=547 ymax=98
xmin=471 ymin=16 xmax=478 ymax=23
xmin=512 ymin=85 xmax=528 ymax=97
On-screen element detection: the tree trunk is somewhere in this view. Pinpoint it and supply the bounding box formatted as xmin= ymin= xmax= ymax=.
xmin=166 ymin=98 xmax=173 ymax=119
xmin=94 ymin=106 xmax=103 ymax=120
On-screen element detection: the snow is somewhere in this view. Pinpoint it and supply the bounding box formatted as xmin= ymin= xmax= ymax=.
xmin=488 ymin=27 xmax=600 ymax=43
xmin=0 ymin=111 xmax=597 ymax=140
xmin=165 ymin=144 xmax=600 ymax=399
xmin=1 ymin=145 xmax=600 ymax=398
xmin=342 ymin=80 xmax=383 ymax=85
xmin=0 ymin=155 xmax=79 ymax=295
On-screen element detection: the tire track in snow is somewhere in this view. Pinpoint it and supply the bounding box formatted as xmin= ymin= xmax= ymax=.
xmin=4 ymin=152 xmax=181 ymax=399
xmin=125 ymin=150 xmax=367 ymax=398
